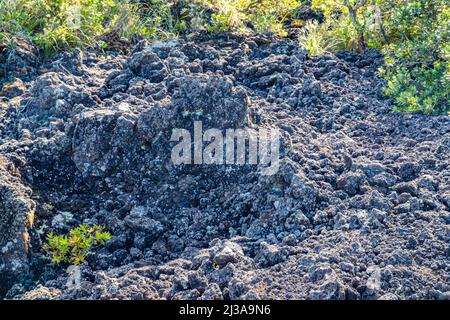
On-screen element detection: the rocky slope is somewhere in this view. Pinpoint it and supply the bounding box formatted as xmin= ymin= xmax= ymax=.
xmin=0 ymin=33 xmax=449 ymax=300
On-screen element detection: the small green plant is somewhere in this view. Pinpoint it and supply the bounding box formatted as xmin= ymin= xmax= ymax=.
xmin=298 ymin=19 xmax=342 ymax=55
xmin=311 ymin=0 xmax=373 ymax=52
xmin=307 ymin=0 xmax=449 ymax=113
xmin=44 ymin=224 xmax=110 ymax=266
xmin=379 ymin=0 xmax=449 ymax=114
xmin=198 ymin=0 xmax=300 ymax=36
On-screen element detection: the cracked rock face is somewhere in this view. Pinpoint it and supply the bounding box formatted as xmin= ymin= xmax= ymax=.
xmin=1 ymin=33 xmax=449 ymax=300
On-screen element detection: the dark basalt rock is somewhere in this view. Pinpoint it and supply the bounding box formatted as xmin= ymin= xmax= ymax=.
xmin=0 ymin=159 xmax=35 ymax=297
xmin=1 ymin=34 xmax=449 ymax=300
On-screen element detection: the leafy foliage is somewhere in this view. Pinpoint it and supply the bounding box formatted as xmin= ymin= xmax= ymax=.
xmin=380 ymin=1 xmax=449 ymax=113
xmin=298 ymin=18 xmax=342 ymax=55
xmin=44 ymin=224 xmax=110 ymax=266
xmin=198 ymin=0 xmax=300 ymax=36
xmin=136 ymin=0 xmax=208 ymax=37
xmin=307 ymin=0 xmax=449 ymax=113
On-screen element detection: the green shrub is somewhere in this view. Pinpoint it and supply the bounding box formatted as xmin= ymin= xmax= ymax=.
xmin=380 ymin=1 xmax=449 ymax=113
xmin=136 ymin=0 xmax=203 ymax=37
xmin=298 ymin=19 xmax=342 ymax=55
xmin=198 ymin=0 xmax=300 ymax=36
xmin=307 ymin=0 xmax=449 ymax=114
xmin=310 ymin=0 xmax=369 ymax=51
xmin=44 ymin=224 xmax=110 ymax=266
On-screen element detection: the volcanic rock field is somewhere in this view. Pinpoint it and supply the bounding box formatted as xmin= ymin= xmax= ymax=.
xmin=0 ymin=33 xmax=449 ymax=300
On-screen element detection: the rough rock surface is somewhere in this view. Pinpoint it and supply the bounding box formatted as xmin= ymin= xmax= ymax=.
xmin=1 ymin=33 xmax=449 ymax=300
xmin=0 ymin=155 xmax=36 ymax=296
